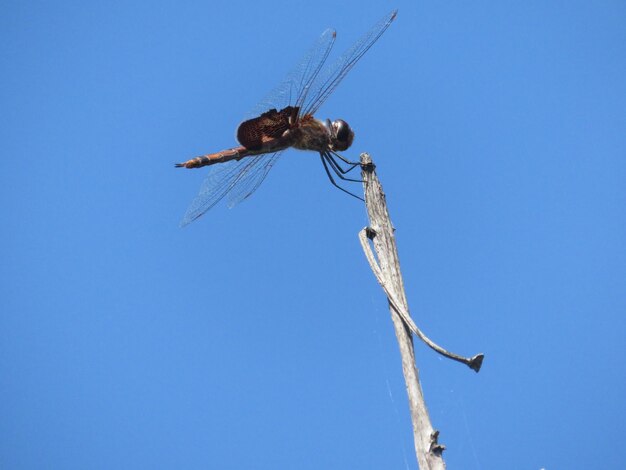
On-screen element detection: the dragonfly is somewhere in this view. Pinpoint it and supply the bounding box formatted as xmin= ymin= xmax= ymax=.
xmin=177 ymin=10 xmax=397 ymax=226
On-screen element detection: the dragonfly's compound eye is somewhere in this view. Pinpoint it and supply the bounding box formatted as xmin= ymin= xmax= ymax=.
xmin=331 ymin=119 xmax=354 ymax=151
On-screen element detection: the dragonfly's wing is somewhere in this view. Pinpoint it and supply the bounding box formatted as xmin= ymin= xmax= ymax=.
xmin=226 ymin=152 xmax=282 ymax=208
xmin=247 ymin=29 xmax=337 ymax=119
xmin=302 ymin=9 xmax=397 ymax=116
xmin=180 ymin=152 xmax=283 ymax=227
xmin=246 ymin=9 xmax=395 ymax=121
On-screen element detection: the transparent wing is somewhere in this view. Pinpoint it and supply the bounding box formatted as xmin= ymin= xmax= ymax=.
xmin=302 ymin=9 xmax=397 ymax=116
xmin=247 ymin=10 xmax=395 ymax=121
xmin=226 ymin=152 xmax=282 ymax=208
xmin=180 ymin=152 xmax=283 ymax=227
xmin=247 ymin=29 xmax=336 ymax=119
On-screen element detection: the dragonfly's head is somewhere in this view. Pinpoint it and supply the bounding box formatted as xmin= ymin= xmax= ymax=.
xmin=328 ymin=119 xmax=354 ymax=152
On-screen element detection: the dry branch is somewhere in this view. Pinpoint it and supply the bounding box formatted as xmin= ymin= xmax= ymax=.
xmin=358 ymin=152 xmax=484 ymax=469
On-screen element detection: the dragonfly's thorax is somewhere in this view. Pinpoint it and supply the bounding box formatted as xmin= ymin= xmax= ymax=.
xmin=289 ymin=115 xmax=354 ymax=153
xmin=290 ymin=116 xmax=332 ymax=152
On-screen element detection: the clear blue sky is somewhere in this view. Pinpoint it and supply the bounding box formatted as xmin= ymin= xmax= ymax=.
xmin=2 ymin=1 xmax=625 ymax=468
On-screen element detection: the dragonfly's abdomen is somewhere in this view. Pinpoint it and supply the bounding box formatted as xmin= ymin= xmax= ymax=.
xmin=175 ymin=147 xmax=250 ymax=168
xmin=175 ymin=110 xmax=329 ymax=170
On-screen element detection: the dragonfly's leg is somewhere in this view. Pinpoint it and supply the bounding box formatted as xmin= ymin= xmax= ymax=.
xmin=324 ymin=152 xmax=363 ymax=183
xmin=331 ymin=150 xmax=376 ymax=172
xmin=327 ymin=150 xmax=361 ymax=172
xmin=329 ymin=151 xmax=376 ymax=173
xmin=320 ymin=154 xmax=364 ymax=202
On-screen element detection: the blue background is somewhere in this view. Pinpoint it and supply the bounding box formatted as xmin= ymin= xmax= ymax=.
xmin=2 ymin=1 xmax=625 ymax=468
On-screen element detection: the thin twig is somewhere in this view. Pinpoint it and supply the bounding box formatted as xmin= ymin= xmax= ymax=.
xmin=359 ymin=228 xmax=483 ymax=372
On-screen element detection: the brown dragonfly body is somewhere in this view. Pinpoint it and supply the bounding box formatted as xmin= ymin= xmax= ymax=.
xmin=175 ymin=106 xmax=353 ymax=169
xmin=177 ymin=10 xmax=396 ymax=226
